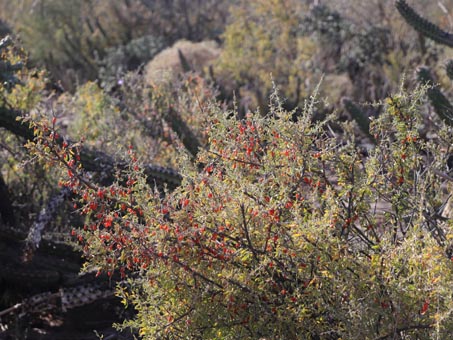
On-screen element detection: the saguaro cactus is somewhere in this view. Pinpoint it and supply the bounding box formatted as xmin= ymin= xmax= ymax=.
xmin=396 ymin=0 xmax=453 ymax=47
xmin=416 ymin=66 xmax=453 ymax=124
xmin=396 ymin=0 xmax=453 ymax=126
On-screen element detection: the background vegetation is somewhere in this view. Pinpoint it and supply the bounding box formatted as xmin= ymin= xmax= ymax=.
xmin=1 ymin=0 xmax=453 ymax=339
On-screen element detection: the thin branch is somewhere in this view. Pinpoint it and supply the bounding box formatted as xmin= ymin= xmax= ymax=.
xmin=208 ymin=150 xmax=262 ymax=167
xmin=373 ymin=323 xmax=434 ymax=340
xmin=240 ymin=203 xmax=260 ymax=263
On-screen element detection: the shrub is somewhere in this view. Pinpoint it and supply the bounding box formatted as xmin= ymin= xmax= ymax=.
xmin=215 ymin=0 xmax=315 ymax=113
xmin=396 ymin=0 xmax=453 ymax=127
xmin=60 ymin=81 xmax=124 ymax=150
xmin=136 ymin=0 xmax=232 ymax=43
xmin=215 ymin=0 xmax=452 ymax=113
xmin=6 ymin=0 xmax=163 ymax=90
xmin=98 ymin=34 xmax=166 ymax=91
xmin=27 ymin=84 xmax=453 ymax=339
xmin=52 ymin=65 xmax=217 ymax=170
xmin=3 ymin=2 xmax=453 ymax=338
xmin=0 ymin=37 xmax=67 ymax=230
xmin=0 ymin=0 xmax=233 ymax=91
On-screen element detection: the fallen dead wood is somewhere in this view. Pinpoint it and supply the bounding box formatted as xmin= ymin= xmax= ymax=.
xmin=0 ymin=104 xmax=182 ymax=189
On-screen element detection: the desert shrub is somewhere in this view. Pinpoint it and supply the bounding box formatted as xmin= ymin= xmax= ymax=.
xmin=26 ymin=82 xmax=453 ymax=339
xmin=53 ymin=77 xmax=176 ymax=168
xmin=137 ymin=0 xmax=233 ymax=43
xmin=52 ymin=66 xmax=217 ymax=169
xmin=395 ymin=0 xmax=453 ymax=128
xmin=12 ymin=0 xmax=100 ymax=88
xmin=3 ymin=0 xmax=161 ymax=90
xmin=113 ymin=70 xmax=217 ymax=166
xmin=98 ymin=34 xmax=166 ymax=91
xmin=140 ymin=72 xmax=217 ymax=152
xmin=59 ymin=81 xmax=125 ymax=151
xmin=216 ymin=0 xmax=453 ymax=112
xmin=318 ymin=0 xmax=453 ymax=101
xmin=0 ymin=0 xmax=233 ymax=91
xmin=216 ymin=0 xmax=316 ymax=113
xmin=215 ymin=1 xmax=394 ymax=112
xmin=3 ymin=2 xmax=453 ymax=339
xmin=300 ymin=4 xmax=386 ymax=102
xmin=0 ymin=38 xmax=65 ymax=229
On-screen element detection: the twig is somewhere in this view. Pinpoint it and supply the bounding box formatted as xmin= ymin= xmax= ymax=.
xmin=0 ymin=303 xmax=21 ymax=318
xmin=373 ymin=323 xmax=434 ymax=340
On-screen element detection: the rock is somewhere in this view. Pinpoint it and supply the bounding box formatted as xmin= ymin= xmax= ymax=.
xmin=145 ymin=40 xmax=220 ymax=84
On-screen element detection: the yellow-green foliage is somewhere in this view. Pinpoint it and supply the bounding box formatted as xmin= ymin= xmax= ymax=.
xmin=1 ymin=0 xmax=154 ymax=89
xmin=56 ymin=71 xmax=217 ymax=169
xmin=58 ymin=79 xmax=175 ymax=166
xmin=0 ymin=44 xmax=46 ymax=110
xmin=115 ymin=89 xmax=453 ymax=339
xmin=63 ymin=82 xmax=122 ymax=149
xmin=0 ymin=43 xmax=61 ymax=226
xmin=4 ymin=2 xmax=453 ymax=339
xmin=216 ymin=0 xmax=316 ymax=112
xmin=0 ymin=0 xmax=233 ymax=91
xmin=29 ymin=86 xmax=452 ymax=339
